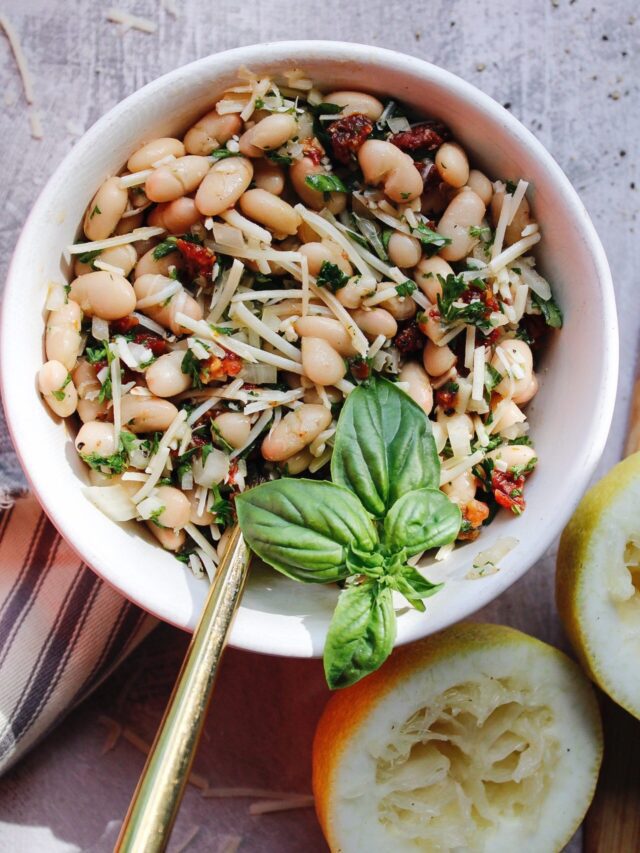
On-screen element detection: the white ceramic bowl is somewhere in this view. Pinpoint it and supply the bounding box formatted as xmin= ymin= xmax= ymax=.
xmin=1 ymin=42 xmax=618 ymax=657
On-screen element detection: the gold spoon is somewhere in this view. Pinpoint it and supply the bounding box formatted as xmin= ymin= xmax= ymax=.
xmin=115 ymin=525 xmax=250 ymax=852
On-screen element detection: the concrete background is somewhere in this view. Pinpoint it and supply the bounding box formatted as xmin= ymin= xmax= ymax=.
xmin=0 ymin=0 xmax=638 ymax=850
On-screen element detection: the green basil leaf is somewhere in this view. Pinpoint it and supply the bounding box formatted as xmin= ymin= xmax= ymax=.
xmin=391 ymin=565 xmax=442 ymax=612
xmin=235 ymin=479 xmax=378 ymax=583
xmin=383 ymin=488 xmax=461 ymax=556
xmin=323 ymin=581 xmax=396 ymax=689
xmin=331 ymin=376 xmax=440 ymax=517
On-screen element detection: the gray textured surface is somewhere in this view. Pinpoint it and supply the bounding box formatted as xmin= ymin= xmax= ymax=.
xmin=0 ymin=0 xmax=639 ymax=850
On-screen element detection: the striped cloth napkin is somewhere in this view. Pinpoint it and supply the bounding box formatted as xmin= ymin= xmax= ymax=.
xmin=0 ymin=492 xmax=157 ymax=775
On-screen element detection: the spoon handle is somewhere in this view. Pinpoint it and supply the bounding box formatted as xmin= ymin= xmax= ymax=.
xmin=115 ymin=525 xmax=250 ymax=853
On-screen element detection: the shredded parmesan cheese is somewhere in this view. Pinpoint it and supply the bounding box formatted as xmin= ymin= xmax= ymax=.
xmin=208 ymin=259 xmax=245 ymax=323
xmin=471 ymin=346 xmax=486 ymax=402
xmin=68 ymin=227 xmax=165 ymax=255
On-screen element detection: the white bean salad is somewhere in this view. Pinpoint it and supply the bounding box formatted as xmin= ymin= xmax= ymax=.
xmin=40 ymin=67 xmax=562 ymax=577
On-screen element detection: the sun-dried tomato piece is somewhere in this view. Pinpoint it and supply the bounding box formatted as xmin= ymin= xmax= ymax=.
xmin=394 ymin=321 xmax=425 ymax=354
xmin=435 ymin=382 xmax=458 ymax=412
xmin=111 ymin=315 xmax=139 ymax=335
xmin=199 ymin=351 xmax=243 ymax=384
xmin=413 ymin=159 xmax=440 ymax=184
xmin=302 ymin=138 xmax=324 ymax=165
xmin=176 ymin=238 xmax=216 ymax=279
xmin=518 ymin=313 xmax=548 ymax=350
xmin=350 ymin=356 xmax=371 ymax=382
xmin=390 ymin=121 xmax=450 ymax=153
xmin=131 ymin=331 xmax=168 ymax=357
xmin=327 ymin=113 xmax=374 ymax=164
xmin=458 ymin=498 xmax=490 ymax=540
xmin=491 ymin=469 xmax=526 ymax=515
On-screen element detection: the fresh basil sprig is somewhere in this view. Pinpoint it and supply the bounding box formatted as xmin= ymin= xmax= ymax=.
xmin=235 ymin=377 xmax=461 ymax=689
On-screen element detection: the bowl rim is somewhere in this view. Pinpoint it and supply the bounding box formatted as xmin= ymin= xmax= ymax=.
xmin=0 ymin=40 xmax=619 ymax=655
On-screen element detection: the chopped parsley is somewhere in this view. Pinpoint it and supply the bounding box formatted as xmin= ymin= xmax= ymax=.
xmin=436 ymin=274 xmax=491 ymax=329
xmin=531 ymin=292 xmax=563 ymax=328
xmin=80 ymin=433 xmax=134 ymax=476
xmin=148 ymin=506 xmax=166 ymax=528
xmin=304 ymin=173 xmax=348 ymax=194
xmin=51 ymin=372 xmax=72 ymax=401
xmin=209 ymin=484 xmax=234 ymax=528
xmin=210 ymin=148 xmax=242 ymax=160
xmin=411 ymin=222 xmax=452 ymax=257
xmin=505 ymin=179 xmax=518 ymax=194
xmin=152 ymin=238 xmax=179 ymax=260
xmin=484 ymin=363 xmax=502 ymax=394
xmin=395 ymin=280 xmax=416 ymax=298
xmin=468 ymin=224 xmax=493 ymax=242
xmin=77 ymin=249 xmax=103 ymax=267
xmin=317 ymin=261 xmax=349 ymax=292
xmin=266 ymin=151 xmax=293 ymax=166
xmin=89 ymin=204 xmax=101 ymax=219
xmin=181 ymin=349 xmax=203 ymax=389
xmin=512 ymin=456 xmax=538 ymax=477
xmin=211 ymin=422 xmax=234 ymax=453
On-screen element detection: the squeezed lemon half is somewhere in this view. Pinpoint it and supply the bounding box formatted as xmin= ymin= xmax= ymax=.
xmin=313 ymin=623 xmax=602 ymax=853
xmin=557 ymin=451 xmax=640 ymax=719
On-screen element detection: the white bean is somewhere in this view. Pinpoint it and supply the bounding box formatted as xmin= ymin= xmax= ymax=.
xmin=358 ymin=139 xmax=423 ymax=203
xmin=145 ymin=156 xmax=210 ymax=203
xmin=212 ymin=412 xmax=251 ymax=449
xmin=437 ymin=190 xmax=486 ymax=261
xmin=289 ymin=155 xmax=346 ymax=213
xmin=69 ymin=271 xmax=136 ymax=320
xmin=294 ymin=316 xmax=357 ymax=356
xmin=72 ymin=359 xmax=110 ymax=423
xmin=120 ymin=394 xmax=178 ymax=433
xmin=423 ymin=340 xmax=457 ymax=377
xmin=387 ymin=232 xmax=421 ymax=269
xmin=153 ymin=485 xmax=191 ymax=530
xmin=195 ymin=157 xmax=253 ymax=216
xmin=83 ymin=177 xmax=128 ymax=241
xmin=466 ymin=169 xmax=493 ymax=205
xmin=336 ymin=277 xmax=376 ymax=309
xmin=491 ymin=188 xmax=535 ymax=246
xmin=413 ymin=256 xmax=454 ymax=302
xmin=435 ymin=142 xmax=470 ymax=188
xmin=398 ymin=362 xmax=433 ymax=414
xmin=281 ymin=448 xmax=314 ymax=475
xmin=145 ymin=351 xmax=192 ymax=398
xmin=134 ymin=274 xmax=203 ymax=334
xmin=488 ymin=444 xmax=537 ymax=471
xmin=351 ymin=307 xmax=397 ymax=339
xmin=253 ymin=159 xmax=286 ymax=196
xmin=261 ymin=403 xmax=332 ymax=461
xmin=127 ymin=138 xmax=185 ymax=172
xmin=298 ymin=242 xmax=352 ymax=277
xmin=492 ymin=339 xmax=533 ymax=400
xmin=45 ymin=300 xmax=82 ymax=370
xmin=38 ymin=360 xmax=77 ymax=418
xmin=185 ymin=489 xmax=216 ymax=526
xmin=75 ymin=420 xmax=115 ymax=457
xmin=239 ymin=113 xmax=297 ymax=156
xmin=148 ymin=523 xmax=185 ymax=552
xmin=147 ymin=197 xmax=202 ymax=234
xmin=323 ymin=91 xmax=384 ymax=120
xmin=134 ymin=245 xmax=184 ymax=279
xmin=442 ymin=470 xmax=477 ymax=504
xmin=74 ymin=244 xmax=137 ymax=277
xmin=380 ymin=294 xmax=417 ymax=321
xmin=114 ymin=210 xmax=145 ymax=236
xmin=513 ymin=372 xmax=538 ymax=405
xmin=184 ymin=111 xmax=243 ymax=155
xmin=239 ymin=188 xmax=301 ymax=236
xmin=301 ymin=337 xmax=346 ymax=386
